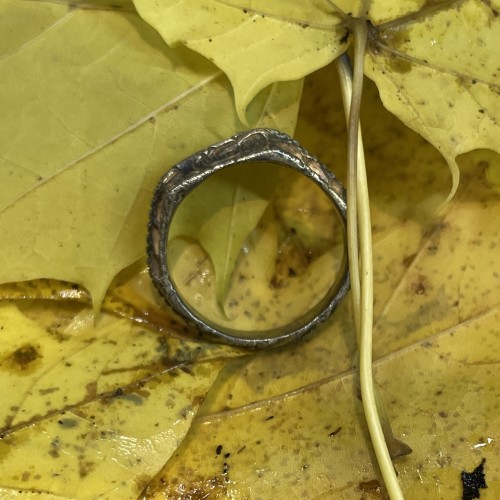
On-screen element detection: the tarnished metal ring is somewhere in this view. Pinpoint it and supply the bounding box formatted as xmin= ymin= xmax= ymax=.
xmin=147 ymin=128 xmax=349 ymax=349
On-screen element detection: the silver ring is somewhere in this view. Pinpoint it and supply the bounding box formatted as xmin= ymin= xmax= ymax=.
xmin=147 ymin=128 xmax=349 ymax=349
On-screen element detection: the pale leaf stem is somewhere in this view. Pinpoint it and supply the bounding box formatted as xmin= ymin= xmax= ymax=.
xmin=335 ymin=20 xmax=405 ymax=500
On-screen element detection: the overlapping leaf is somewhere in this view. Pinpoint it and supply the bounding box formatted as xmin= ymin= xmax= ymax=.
xmin=365 ymin=0 xmax=500 ymax=196
xmin=141 ymin=66 xmax=500 ymax=498
xmin=0 ymin=0 xmax=302 ymax=308
xmin=0 ymin=301 xmax=239 ymax=498
xmin=134 ymin=0 xmax=500 ymax=196
xmin=2 ymin=1 xmax=500 ymax=498
xmin=132 ymin=0 xmax=349 ymax=121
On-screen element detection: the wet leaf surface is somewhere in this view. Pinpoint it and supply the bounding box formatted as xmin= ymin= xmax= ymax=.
xmin=365 ymin=0 xmax=500 ymax=196
xmin=0 ymin=301 xmax=241 ymax=498
xmin=143 ymin=66 xmax=500 ymax=498
xmin=133 ymin=0 xmax=500 ymax=196
xmin=1 ymin=2 xmax=499 ymax=499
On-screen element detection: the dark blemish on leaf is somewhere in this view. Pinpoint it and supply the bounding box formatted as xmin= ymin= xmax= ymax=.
xmin=58 ymin=418 xmax=78 ymax=428
xmin=411 ymin=275 xmax=429 ymax=295
xmin=340 ymin=31 xmax=349 ymax=44
xmin=237 ymin=445 xmax=246 ymax=454
xmin=224 ymin=452 xmax=231 ymax=459
xmin=402 ymin=253 xmax=416 ymax=268
xmin=242 ymin=8 xmax=247 ymax=13
xmin=122 ymin=393 xmax=144 ymax=406
xmin=358 ymin=479 xmax=381 ymax=492
xmin=216 ymin=444 xmax=223 ymax=455
xmin=208 ymin=38 xmax=212 ymax=42
xmin=461 ymin=458 xmax=487 ymax=500
xmin=222 ymin=462 xmax=229 ymax=475
xmin=179 ymin=405 xmax=192 ymax=418
xmin=39 ymin=387 xmax=59 ymax=395
xmin=79 ymin=458 xmax=95 ymax=478
xmin=113 ymin=387 xmax=124 ymax=397
xmin=387 ymin=55 xmax=412 ymax=74
xmin=328 ymin=426 xmax=342 ymax=438
xmin=192 ymin=395 xmax=205 ymax=407
xmin=49 ymin=437 xmax=60 ymax=458
xmin=438 ymin=411 xmax=448 ymax=418
xmin=301 ymin=23 xmax=309 ymax=29
xmin=85 ymin=382 xmax=97 ymax=399
xmin=180 ymin=365 xmax=194 ymax=376
xmin=12 ymin=344 xmax=39 ymax=367
xmin=265 ymin=415 xmax=274 ymax=421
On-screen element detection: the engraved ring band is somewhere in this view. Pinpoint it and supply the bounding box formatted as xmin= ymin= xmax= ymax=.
xmin=147 ymin=128 xmax=350 ymax=349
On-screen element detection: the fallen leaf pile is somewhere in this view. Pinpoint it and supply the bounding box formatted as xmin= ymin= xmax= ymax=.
xmin=1 ymin=1 xmax=499 ymax=498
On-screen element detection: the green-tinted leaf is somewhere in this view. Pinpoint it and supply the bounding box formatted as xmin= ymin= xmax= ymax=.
xmin=133 ymin=0 xmax=500 ymax=197
xmin=365 ymin=0 xmax=500 ymax=197
xmin=132 ymin=0 xmax=349 ymax=121
xmin=169 ymin=163 xmax=280 ymax=305
xmin=0 ymin=1 xmax=302 ymax=309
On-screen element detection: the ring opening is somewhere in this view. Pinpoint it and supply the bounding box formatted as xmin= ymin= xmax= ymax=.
xmin=167 ymin=163 xmax=345 ymax=339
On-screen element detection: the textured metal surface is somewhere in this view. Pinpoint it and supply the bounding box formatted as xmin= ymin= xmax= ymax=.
xmin=147 ymin=128 xmax=349 ymax=348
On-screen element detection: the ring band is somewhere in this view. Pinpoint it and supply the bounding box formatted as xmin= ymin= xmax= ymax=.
xmin=147 ymin=128 xmax=349 ymax=348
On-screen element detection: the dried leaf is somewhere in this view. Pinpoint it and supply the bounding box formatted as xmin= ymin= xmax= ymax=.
xmin=144 ymin=65 xmax=500 ymax=498
xmin=144 ymin=309 xmax=500 ymax=499
xmin=0 ymin=302 xmax=240 ymax=497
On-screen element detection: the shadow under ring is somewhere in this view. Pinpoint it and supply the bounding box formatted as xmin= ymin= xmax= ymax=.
xmin=147 ymin=128 xmax=350 ymax=349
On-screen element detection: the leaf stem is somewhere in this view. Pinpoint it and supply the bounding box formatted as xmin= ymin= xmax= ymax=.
xmin=335 ymin=21 xmax=405 ymax=500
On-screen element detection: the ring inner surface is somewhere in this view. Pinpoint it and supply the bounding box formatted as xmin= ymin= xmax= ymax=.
xmin=167 ymin=163 xmax=345 ymax=339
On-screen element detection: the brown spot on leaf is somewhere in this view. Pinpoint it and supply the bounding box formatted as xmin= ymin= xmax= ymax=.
xmin=79 ymin=457 xmax=96 ymax=478
xmin=141 ymin=474 xmax=228 ymax=499
xmin=411 ymin=274 xmax=430 ymax=295
xmin=402 ymin=253 xmax=416 ymax=268
xmin=387 ymin=55 xmax=412 ymax=74
xmin=85 ymin=381 xmax=98 ymax=399
xmin=12 ymin=344 xmax=39 ymax=367
xmin=358 ymin=479 xmax=381 ymax=492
